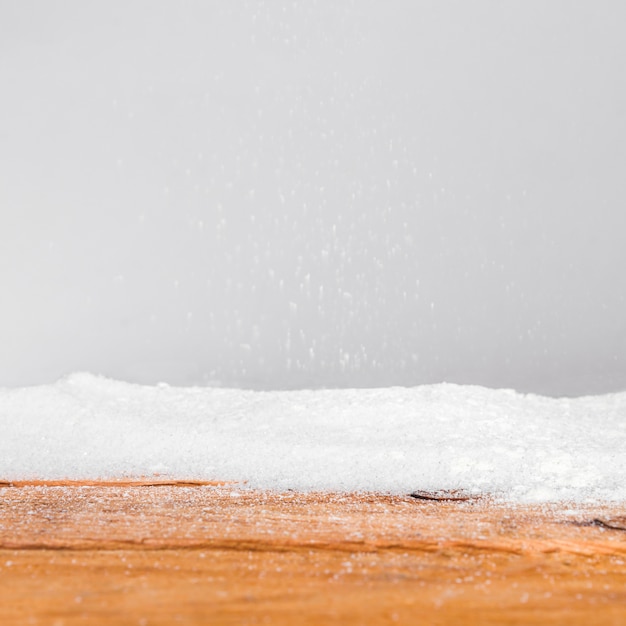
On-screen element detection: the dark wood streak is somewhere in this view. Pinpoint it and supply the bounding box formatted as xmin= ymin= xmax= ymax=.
xmin=567 ymin=518 xmax=626 ymax=532
xmin=409 ymin=490 xmax=478 ymax=502
xmin=590 ymin=518 xmax=626 ymax=532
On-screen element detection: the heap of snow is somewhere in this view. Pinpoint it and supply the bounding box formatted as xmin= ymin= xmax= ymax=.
xmin=1 ymin=373 xmax=625 ymax=502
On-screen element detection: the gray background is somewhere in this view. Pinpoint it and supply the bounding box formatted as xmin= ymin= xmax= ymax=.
xmin=1 ymin=0 xmax=625 ymax=396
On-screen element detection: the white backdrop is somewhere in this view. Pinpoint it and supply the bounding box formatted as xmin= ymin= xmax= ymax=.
xmin=1 ymin=1 xmax=625 ymax=395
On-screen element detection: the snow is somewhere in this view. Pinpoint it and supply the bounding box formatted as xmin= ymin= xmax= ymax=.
xmin=1 ymin=372 xmax=625 ymax=503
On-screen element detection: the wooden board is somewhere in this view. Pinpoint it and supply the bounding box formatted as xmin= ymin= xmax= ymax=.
xmin=1 ymin=483 xmax=625 ymax=624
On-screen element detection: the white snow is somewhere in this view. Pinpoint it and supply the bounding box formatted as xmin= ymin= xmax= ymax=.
xmin=1 ymin=372 xmax=625 ymax=503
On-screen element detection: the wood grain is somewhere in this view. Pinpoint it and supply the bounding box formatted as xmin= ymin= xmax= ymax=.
xmin=1 ymin=484 xmax=625 ymax=624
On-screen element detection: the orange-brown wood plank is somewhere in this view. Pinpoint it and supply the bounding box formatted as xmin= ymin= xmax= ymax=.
xmin=1 ymin=485 xmax=625 ymax=624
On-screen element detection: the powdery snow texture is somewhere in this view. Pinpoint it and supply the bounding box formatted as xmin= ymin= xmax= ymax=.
xmin=1 ymin=373 xmax=624 ymax=502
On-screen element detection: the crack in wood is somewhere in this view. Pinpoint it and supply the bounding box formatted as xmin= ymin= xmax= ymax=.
xmin=408 ymin=490 xmax=477 ymax=502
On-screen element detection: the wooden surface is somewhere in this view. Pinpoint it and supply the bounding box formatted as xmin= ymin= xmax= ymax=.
xmin=1 ymin=484 xmax=625 ymax=624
